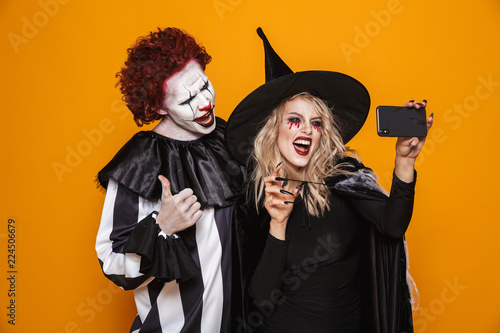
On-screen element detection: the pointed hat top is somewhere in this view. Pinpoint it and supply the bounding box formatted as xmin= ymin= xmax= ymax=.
xmin=257 ymin=27 xmax=293 ymax=82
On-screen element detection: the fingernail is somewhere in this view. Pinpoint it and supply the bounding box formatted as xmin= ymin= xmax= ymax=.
xmin=295 ymin=184 xmax=303 ymax=191
xmin=276 ymin=177 xmax=286 ymax=181
xmin=284 ymin=201 xmax=294 ymax=205
xmin=276 ymin=161 xmax=283 ymax=167
xmin=430 ymin=113 xmax=434 ymax=118
xmin=423 ymin=99 xmax=427 ymax=103
xmin=409 ymin=100 xmax=415 ymax=103
xmin=280 ymin=189 xmax=293 ymax=195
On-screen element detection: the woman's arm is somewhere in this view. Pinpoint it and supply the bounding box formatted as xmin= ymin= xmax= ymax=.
xmin=349 ymin=100 xmax=433 ymax=237
xmin=347 ymin=171 xmax=416 ymax=238
xmin=394 ymin=100 xmax=433 ymax=182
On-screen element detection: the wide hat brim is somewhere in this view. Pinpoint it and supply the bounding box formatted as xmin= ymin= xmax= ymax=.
xmin=225 ymin=70 xmax=371 ymax=165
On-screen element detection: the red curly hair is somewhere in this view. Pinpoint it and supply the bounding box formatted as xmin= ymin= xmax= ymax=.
xmin=116 ymin=27 xmax=212 ymax=126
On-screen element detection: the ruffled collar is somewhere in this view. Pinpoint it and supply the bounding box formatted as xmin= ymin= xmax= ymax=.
xmin=97 ymin=118 xmax=246 ymax=208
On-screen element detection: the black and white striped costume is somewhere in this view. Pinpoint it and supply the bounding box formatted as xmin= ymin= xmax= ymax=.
xmin=95 ymin=120 xmax=244 ymax=332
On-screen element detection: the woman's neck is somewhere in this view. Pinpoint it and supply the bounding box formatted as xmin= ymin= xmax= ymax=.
xmin=283 ymin=167 xmax=305 ymax=191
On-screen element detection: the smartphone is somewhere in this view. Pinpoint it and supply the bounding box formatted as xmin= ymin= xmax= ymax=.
xmin=376 ymin=106 xmax=427 ymax=137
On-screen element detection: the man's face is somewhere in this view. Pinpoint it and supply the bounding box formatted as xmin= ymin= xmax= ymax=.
xmin=159 ymin=59 xmax=216 ymax=140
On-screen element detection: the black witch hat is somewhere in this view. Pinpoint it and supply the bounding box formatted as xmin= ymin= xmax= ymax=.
xmin=225 ymin=28 xmax=371 ymax=165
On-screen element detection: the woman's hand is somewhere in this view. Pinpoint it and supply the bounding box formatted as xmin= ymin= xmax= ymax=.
xmin=394 ymin=100 xmax=434 ymax=182
xmin=263 ymin=163 xmax=300 ymax=240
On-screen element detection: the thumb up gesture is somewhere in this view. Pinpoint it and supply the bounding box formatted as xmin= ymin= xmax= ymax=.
xmin=155 ymin=175 xmax=203 ymax=236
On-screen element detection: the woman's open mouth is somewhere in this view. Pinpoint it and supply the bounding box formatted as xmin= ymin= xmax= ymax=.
xmin=293 ymin=137 xmax=311 ymax=156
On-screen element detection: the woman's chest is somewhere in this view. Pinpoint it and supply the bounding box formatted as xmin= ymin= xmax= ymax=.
xmin=285 ymin=194 xmax=361 ymax=267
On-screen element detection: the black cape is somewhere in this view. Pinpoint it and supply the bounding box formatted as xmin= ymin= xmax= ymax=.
xmin=231 ymin=158 xmax=414 ymax=333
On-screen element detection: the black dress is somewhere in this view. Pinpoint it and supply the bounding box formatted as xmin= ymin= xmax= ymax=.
xmin=231 ymin=161 xmax=415 ymax=333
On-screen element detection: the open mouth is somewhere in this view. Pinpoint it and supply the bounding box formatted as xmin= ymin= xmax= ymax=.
xmin=194 ymin=109 xmax=215 ymax=128
xmin=293 ymin=137 xmax=312 ymax=156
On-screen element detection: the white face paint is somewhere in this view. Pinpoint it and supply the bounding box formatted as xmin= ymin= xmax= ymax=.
xmin=277 ymin=98 xmax=322 ymax=174
xmin=157 ymin=59 xmax=216 ymax=140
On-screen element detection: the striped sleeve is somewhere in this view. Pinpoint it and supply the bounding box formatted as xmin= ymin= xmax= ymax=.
xmin=95 ymin=178 xmax=155 ymax=290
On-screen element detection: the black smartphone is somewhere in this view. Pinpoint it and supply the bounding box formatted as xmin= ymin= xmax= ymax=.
xmin=376 ymin=106 xmax=427 ymax=137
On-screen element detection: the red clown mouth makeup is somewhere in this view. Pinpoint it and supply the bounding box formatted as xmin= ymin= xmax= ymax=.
xmin=194 ymin=102 xmax=215 ymax=128
xmin=293 ymin=136 xmax=312 ymax=156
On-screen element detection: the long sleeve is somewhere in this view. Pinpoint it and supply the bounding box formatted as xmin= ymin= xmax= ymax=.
xmin=95 ymin=178 xmax=199 ymax=290
xmin=95 ymin=178 xmax=154 ymax=290
xmin=348 ymin=171 xmax=416 ymax=238
xmin=248 ymin=234 xmax=289 ymax=305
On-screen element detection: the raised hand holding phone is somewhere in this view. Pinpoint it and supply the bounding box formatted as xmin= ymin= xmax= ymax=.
xmin=391 ymin=100 xmax=433 ymax=182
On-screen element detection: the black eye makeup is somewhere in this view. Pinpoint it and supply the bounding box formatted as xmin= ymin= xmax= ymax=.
xmin=179 ymin=86 xmax=195 ymax=111
xmin=286 ymin=117 xmax=301 ymax=129
xmin=202 ymin=79 xmax=214 ymax=97
xmin=180 ymin=78 xmax=212 ymax=106
xmin=180 ymin=95 xmax=194 ymax=106
xmin=312 ymin=120 xmax=322 ymax=132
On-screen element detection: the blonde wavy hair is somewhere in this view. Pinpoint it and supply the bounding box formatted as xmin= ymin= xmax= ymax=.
xmin=250 ymin=92 xmax=357 ymax=217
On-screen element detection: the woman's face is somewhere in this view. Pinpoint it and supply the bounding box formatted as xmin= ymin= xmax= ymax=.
xmin=277 ymin=97 xmax=322 ymax=173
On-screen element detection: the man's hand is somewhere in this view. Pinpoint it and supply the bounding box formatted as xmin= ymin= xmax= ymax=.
xmin=156 ymin=175 xmax=203 ymax=236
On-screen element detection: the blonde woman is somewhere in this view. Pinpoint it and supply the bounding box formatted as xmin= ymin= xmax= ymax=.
xmin=226 ymin=29 xmax=431 ymax=333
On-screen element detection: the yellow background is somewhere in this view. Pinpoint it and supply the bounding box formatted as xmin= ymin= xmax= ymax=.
xmin=2 ymin=0 xmax=500 ymax=332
